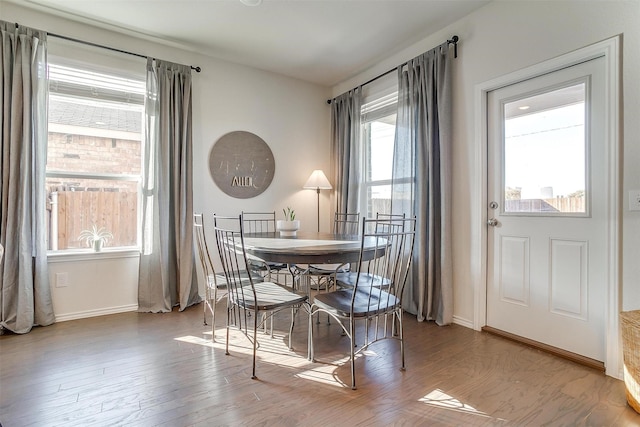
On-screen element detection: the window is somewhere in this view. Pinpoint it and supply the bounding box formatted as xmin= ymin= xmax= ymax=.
xmin=503 ymin=82 xmax=587 ymax=214
xmin=359 ymin=91 xmax=400 ymax=218
xmin=46 ymin=62 xmax=145 ymax=251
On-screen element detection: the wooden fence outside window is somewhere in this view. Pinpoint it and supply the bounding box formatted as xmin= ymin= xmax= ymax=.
xmin=48 ymin=190 xmax=137 ymax=250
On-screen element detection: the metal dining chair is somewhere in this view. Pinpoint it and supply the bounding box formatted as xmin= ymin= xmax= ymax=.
xmin=196 ymin=213 xmax=269 ymax=339
xmin=214 ymin=215 xmax=310 ymax=380
xmin=241 ymin=211 xmax=290 ymax=284
xmin=297 ymin=212 xmax=360 ymax=292
xmin=333 ymin=212 xmax=406 ymax=290
xmin=193 ymin=213 xmax=229 ymax=342
xmin=309 ymin=216 xmax=416 ymax=390
xmin=375 ymin=212 xmax=406 ymax=220
xmin=333 ymin=212 xmax=361 ymax=234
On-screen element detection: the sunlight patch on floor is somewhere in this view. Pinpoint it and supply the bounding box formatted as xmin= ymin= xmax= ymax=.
xmin=295 ymin=348 xmax=372 ymax=388
xmin=419 ymin=389 xmax=501 ymax=420
xmin=174 ymin=330 xmax=311 ymax=367
xmin=295 ymin=362 xmax=349 ymax=388
xmin=175 ymin=335 xmax=216 ymax=348
xmin=175 ymin=330 xmax=362 ymax=388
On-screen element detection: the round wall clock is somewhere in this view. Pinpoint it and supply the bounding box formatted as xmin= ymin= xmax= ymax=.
xmin=208 ymin=131 xmax=275 ymax=199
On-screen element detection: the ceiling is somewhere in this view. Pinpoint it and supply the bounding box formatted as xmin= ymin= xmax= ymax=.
xmin=7 ymin=0 xmax=490 ymax=87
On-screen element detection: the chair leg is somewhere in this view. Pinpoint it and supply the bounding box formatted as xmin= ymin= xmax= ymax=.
xmin=288 ymin=306 xmax=295 ymax=350
xmin=350 ymin=318 xmax=356 ymax=390
xmin=398 ymin=310 xmax=405 ymax=371
xmin=211 ymin=302 xmax=216 ymax=343
xmin=225 ymin=305 xmax=231 ymax=356
xmin=270 ymin=313 xmax=274 ymax=338
xmin=308 ymin=308 xmax=314 ymax=361
xmin=365 ymin=316 xmax=370 ymax=344
xmin=203 ymin=302 xmax=208 ymax=326
xmin=211 ymin=288 xmax=217 ymax=343
xmin=252 ymin=309 xmax=258 ymax=380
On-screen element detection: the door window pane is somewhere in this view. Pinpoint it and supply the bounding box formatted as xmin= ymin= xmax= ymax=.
xmin=503 ymin=83 xmax=586 ymax=214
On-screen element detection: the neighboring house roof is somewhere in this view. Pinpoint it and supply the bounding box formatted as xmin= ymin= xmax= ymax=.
xmin=49 ymin=97 xmax=142 ymax=134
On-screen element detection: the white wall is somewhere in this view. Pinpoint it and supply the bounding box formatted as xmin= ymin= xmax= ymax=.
xmin=48 ymin=253 xmax=140 ymax=321
xmin=3 ymin=2 xmax=331 ymax=320
xmin=333 ymin=0 xmax=640 ymax=325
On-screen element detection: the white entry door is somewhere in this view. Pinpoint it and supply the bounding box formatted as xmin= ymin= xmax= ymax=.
xmin=486 ymin=57 xmax=606 ymax=362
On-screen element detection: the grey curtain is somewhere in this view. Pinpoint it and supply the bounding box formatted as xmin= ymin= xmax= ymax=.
xmin=330 ymin=88 xmax=362 ymax=214
xmin=395 ymin=43 xmax=453 ymax=325
xmin=138 ymin=58 xmax=199 ymax=312
xmin=0 ymin=21 xmax=54 ymax=333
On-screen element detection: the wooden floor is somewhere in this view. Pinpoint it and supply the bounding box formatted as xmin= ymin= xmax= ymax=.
xmin=1 ymin=303 xmax=639 ymax=427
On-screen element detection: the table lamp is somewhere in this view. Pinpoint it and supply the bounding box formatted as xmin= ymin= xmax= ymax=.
xmin=303 ymin=169 xmax=332 ymax=232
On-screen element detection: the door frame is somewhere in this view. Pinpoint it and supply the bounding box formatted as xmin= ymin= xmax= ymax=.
xmin=472 ymin=36 xmax=621 ymax=378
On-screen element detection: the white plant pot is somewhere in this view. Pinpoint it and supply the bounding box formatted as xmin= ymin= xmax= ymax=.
xmin=93 ymin=239 xmax=104 ymax=252
xmin=276 ymin=220 xmax=300 ymax=237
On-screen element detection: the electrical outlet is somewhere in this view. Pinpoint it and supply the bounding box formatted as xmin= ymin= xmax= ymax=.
xmin=55 ymin=272 xmax=69 ymax=288
xmin=630 ymin=190 xmax=640 ymax=211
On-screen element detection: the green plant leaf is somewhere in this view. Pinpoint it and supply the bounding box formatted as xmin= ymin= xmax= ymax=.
xmin=282 ymin=207 xmax=296 ymax=221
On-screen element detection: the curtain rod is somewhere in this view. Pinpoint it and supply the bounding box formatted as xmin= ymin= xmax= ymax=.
xmin=326 ymin=35 xmax=458 ymax=104
xmin=47 ymin=32 xmax=202 ymax=73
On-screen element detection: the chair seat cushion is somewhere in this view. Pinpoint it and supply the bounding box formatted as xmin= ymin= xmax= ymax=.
xmin=250 ymin=261 xmax=288 ymax=271
xmin=307 ymin=263 xmax=349 ymax=274
xmin=313 ymin=287 xmax=400 ymax=318
xmin=234 ymin=282 xmax=308 ymax=311
xmin=334 ymin=272 xmax=390 ymax=289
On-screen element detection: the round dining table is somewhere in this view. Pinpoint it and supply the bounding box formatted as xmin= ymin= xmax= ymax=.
xmin=242 ymin=231 xmax=383 ymax=265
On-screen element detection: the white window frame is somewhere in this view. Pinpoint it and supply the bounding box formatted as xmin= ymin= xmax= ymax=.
xmin=359 ymin=91 xmax=409 ymax=218
xmin=46 ymin=61 xmax=145 ymax=254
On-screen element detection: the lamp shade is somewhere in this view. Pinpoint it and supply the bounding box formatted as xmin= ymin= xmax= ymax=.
xmin=303 ymin=170 xmax=332 ymax=190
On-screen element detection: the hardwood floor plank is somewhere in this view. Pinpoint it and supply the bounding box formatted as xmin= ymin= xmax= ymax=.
xmin=1 ymin=303 xmax=638 ymax=426
xmin=482 ymin=326 xmax=605 ymax=372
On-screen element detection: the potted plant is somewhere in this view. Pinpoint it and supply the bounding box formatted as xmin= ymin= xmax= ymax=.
xmin=277 ymin=207 xmax=300 ymax=236
xmin=79 ymin=224 xmax=113 ymax=252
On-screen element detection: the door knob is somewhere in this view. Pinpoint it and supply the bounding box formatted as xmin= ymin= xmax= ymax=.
xmin=487 ymin=218 xmax=498 ymax=227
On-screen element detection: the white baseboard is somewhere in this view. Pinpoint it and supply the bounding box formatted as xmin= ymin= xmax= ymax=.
xmin=452 ymin=315 xmax=474 ymax=329
xmin=54 ymin=304 xmax=138 ymax=322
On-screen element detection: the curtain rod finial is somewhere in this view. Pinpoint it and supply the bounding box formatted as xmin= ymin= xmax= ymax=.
xmin=448 ymin=35 xmax=459 ymax=58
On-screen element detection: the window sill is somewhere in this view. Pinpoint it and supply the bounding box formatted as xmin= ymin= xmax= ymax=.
xmin=47 ymin=248 xmax=140 ymax=263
